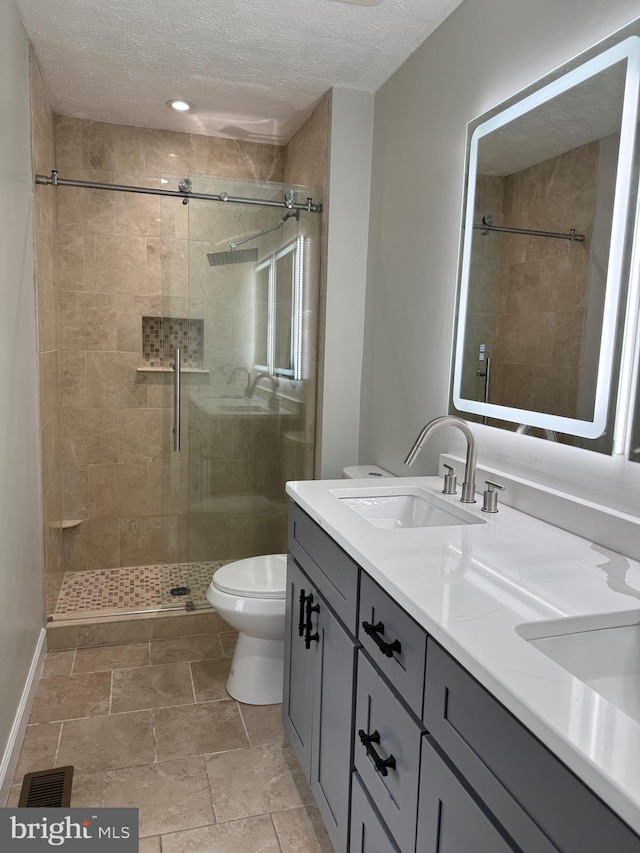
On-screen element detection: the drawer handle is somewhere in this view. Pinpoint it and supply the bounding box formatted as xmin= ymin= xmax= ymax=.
xmin=362 ymin=620 xmax=402 ymax=658
xmin=358 ymin=729 xmax=396 ymax=777
xmin=298 ymin=589 xmax=312 ymax=637
xmin=304 ymin=595 xmax=320 ymax=649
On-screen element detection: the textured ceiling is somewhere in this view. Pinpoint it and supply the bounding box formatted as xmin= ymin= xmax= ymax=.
xmin=15 ymin=0 xmax=463 ymax=144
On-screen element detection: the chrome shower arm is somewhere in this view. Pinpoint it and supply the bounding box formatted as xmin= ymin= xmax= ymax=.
xmin=230 ymin=221 xmax=283 ymax=250
xmin=229 ymin=210 xmax=299 ymax=250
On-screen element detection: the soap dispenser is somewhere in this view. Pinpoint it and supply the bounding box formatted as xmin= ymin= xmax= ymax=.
xmin=482 ymin=480 xmax=504 ymax=513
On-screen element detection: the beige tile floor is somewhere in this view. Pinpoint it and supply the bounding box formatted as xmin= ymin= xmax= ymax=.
xmin=8 ymin=630 xmax=334 ymax=852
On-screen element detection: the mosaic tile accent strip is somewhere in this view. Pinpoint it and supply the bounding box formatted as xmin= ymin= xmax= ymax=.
xmin=53 ymin=561 xmax=227 ymax=618
xmin=141 ymin=316 xmax=204 ymax=368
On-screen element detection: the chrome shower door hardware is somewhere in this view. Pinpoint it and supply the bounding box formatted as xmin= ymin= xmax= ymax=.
xmin=173 ymin=348 xmax=181 ymax=452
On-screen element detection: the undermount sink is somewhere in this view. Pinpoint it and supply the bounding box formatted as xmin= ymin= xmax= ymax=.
xmin=516 ymin=611 xmax=640 ymax=723
xmin=331 ymin=486 xmax=486 ymax=529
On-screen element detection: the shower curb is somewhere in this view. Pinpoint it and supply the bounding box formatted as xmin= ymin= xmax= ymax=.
xmin=46 ymin=609 xmax=231 ymax=651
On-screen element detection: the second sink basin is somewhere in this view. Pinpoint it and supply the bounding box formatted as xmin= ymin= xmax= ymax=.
xmin=516 ymin=611 xmax=640 ymax=723
xmin=331 ymin=486 xmax=485 ymax=529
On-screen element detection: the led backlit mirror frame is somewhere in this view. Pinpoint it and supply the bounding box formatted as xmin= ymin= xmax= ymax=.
xmin=452 ymin=36 xmax=640 ymax=440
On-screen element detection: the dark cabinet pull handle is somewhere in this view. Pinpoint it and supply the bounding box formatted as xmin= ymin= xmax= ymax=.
xmin=298 ymin=589 xmax=311 ymax=637
xmin=358 ymin=729 xmax=396 ymax=777
xmin=304 ymin=596 xmax=320 ymax=649
xmin=362 ymin=620 xmax=402 ymax=657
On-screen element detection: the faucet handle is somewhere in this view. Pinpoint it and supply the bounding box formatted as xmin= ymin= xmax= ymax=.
xmin=442 ymin=464 xmax=457 ymax=495
xmin=482 ymin=480 xmax=504 ymax=513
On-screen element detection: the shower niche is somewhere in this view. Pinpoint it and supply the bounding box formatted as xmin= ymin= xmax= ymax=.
xmin=138 ymin=315 xmax=207 ymax=372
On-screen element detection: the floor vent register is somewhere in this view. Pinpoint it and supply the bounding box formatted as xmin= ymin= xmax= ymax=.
xmin=18 ymin=766 xmax=73 ymax=807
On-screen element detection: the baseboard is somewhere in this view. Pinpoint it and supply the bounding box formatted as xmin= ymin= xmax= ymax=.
xmin=0 ymin=628 xmax=47 ymax=806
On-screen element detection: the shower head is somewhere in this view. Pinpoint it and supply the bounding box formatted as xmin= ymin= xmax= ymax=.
xmin=207 ymin=248 xmax=258 ymax=266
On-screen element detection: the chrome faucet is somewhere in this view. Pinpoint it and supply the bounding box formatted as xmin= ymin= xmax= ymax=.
xmin=226 ymin=367 xmax=251 ymax=395
xmin=404 ymin=415 xmax=477 ymax=503
xmin=246 ymin=371 xmax=280 ymax=409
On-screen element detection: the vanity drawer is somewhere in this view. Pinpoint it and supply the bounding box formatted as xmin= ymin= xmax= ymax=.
xmin=358 ymin=572 xmax=428 ymax=716
xmin=288 ymin=501 xmax=359 ymax=632
xmin=418 ymin=735 xmax=518 ymax=853
xmin=354 ymin=649 xmax=425 ymax=853
xmin=350 ymin=771 xmax=400 ymax=853
xmin=424 ymin=639 xmax=640 ymax=852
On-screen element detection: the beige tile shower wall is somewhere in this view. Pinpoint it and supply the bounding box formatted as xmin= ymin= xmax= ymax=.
xmin=54 ymin=117 xmax=284 ymax=574
xmin=284 ymin=93 xmax=329 ymax=190
xmin=284 ymin=92 xmax=329 ymax=478
xmin=489 ymin=141 xmax=597 ymax=419
xmin=30 ymin=50 xmax=64 ymax=616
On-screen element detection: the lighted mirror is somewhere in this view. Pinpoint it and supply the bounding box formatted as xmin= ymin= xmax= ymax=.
xmin=451 ymin=33 xmax=640 ymax=453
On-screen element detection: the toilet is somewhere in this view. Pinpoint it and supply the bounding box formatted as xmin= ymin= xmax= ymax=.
xmin=207 ymin=468 xmax=393 ymax=705
xmin=207 ymin=553 xmax=287 ymax=705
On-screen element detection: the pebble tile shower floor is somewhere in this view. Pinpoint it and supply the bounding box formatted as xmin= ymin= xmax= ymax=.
xmin=53 ymin=562 xmax=225 ymax=620
xmin=8 ymin=633 xmax=333 ymax=851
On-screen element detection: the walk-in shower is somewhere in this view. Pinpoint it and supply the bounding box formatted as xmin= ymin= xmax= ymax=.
xmin=37 ymin=169 xmax=322 ymax=622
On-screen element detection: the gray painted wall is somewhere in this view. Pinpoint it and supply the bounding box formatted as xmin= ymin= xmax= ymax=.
xmin=361 ymin=0 xmax=640 ymax=513
xmin=0 ymin=0 xmax=44 ymax=789
xmin=321 ymin=88 xmax=374 ymax=478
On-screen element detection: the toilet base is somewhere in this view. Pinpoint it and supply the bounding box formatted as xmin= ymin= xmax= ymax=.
xmin=226 ymin=633 xmax=284 ymax=705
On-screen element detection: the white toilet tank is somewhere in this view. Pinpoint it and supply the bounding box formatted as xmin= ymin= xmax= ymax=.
xmin=342 ymin=465 xmax=394 ymax=479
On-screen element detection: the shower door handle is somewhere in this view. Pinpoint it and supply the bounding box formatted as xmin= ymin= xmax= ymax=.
xmin=173 ymin=348 xmax=181 ymax=452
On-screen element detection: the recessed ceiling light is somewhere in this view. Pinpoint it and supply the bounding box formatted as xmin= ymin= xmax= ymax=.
xmin=166 ymin=99 xmax=195 ymax=112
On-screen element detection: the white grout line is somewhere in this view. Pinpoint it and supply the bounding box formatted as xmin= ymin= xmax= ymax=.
xmin=270 ymin=812 xmax=285 ymax=852
xmin=237 ymin=702 xmax=252 ymax=746
xmin=53 ymin=722 xmax=64 ymax=767
xmin=151 ymin=709 xmax=158 ymax=765
xmin=187 ymin=660 xmax=198 ymax=704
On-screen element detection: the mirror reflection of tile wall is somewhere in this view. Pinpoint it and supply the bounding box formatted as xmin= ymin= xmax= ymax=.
xmin=468 ymin=140 xmax=599 ymax=426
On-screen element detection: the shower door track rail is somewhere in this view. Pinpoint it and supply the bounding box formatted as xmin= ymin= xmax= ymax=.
xmin=47 ymin=601 xmax=213 ymax=622
xmin=35 ymin=170 xmax=323 ymax=213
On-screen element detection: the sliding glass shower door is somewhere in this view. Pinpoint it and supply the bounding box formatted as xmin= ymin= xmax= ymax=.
xmin=161 ymin=175 xmax=322 ymax=577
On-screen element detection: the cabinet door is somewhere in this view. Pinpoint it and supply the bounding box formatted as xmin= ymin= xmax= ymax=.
xmin=282 ymin=556 xmax=317 ymax=778
xmin=310 ymin=587 xmax=358 ymax=853
xmin=418 ymin=736 xmax=517 ymax=853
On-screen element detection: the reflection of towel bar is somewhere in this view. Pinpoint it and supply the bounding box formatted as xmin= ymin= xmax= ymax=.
xmin=473 ymin=214 xmax=585 ymax=242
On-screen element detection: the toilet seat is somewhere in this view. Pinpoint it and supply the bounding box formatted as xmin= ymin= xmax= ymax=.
xmin=212 ymin=554 xmax=287 ymax=599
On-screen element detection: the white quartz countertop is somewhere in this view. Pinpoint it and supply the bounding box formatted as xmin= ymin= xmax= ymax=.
xmin=286 ymin=475 xmax=640 ymax=834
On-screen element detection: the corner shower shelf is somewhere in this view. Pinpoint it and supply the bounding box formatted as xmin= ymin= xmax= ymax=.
xmin=47 ymin=520 xmax=83 ymax=529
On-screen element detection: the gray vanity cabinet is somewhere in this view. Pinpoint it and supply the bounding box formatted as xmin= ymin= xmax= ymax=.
xmin=422 ymin=640 xmax=640 ymax=853
xmin=285 ymin=499 xmax=640 ymax=852
xmin=284 ymin=505 xmax=360 ymax=853
xmin=282 ymin=555 xmax=316 ymax=775
xmin=353 ymin=650 xmax=424 ymax=853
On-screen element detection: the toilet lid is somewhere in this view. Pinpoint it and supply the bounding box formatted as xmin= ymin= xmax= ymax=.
xmin=212 ymin=554 xmax=287 ymax=599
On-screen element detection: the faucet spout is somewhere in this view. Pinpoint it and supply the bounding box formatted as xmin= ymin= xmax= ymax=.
xmin=227 ymin=367 xmax=252 ymax=395
xmin=404 ymin=415 xmax=477 ymax=503
xmin=246 ymin=371 xmax=280 ymax=409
